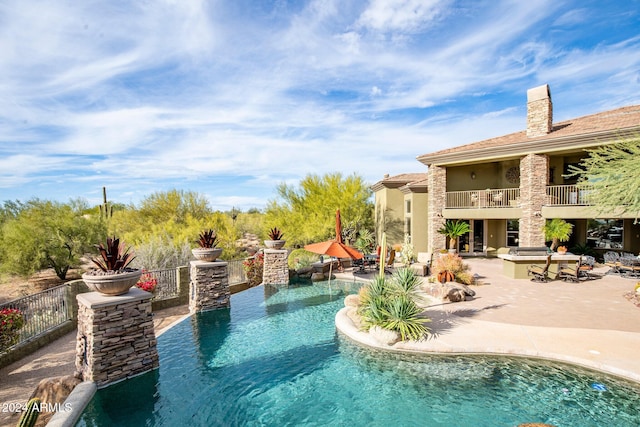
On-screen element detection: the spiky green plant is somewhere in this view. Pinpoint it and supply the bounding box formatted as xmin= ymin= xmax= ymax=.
xmin=391 ymin=267 xmax=420 ymax=297
xmin=356 ymin=271 xmax=430 ymax=341
xmin=379 ymin=295 xmax=430 ymax=341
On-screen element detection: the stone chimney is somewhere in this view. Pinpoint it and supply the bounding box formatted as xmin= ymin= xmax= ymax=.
xmin=526 ymin=84 xmax=552 ymax=137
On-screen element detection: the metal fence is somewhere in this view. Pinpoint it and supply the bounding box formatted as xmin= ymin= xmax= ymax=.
xmin=0 ymin=284 xmax=70 ymax=349
xmin=148 ymin=268 xmax=179 ymax=301
xmin=1 ymin=263 xmax=247 ymax=353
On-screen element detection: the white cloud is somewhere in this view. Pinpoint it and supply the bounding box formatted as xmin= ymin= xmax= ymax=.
xmin=0 ymin=0 xmax=638 ymax=210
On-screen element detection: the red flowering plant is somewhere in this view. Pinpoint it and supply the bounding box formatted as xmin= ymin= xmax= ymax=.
xmin=243 ymin=252 xmax=264 ymax=288
xmin=1 ymin=307 xmax=25 ymax=351
xmin=135 ymin=270 xmax=158 ymax=293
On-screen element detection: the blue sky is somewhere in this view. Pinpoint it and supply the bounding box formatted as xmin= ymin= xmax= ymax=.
xmin=1 ymin=0 xmax=639 ymax=211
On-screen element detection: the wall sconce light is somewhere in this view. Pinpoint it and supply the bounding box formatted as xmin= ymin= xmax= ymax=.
xmin=533 ymin=211 xmax=542 ymax=217
xmin=435 ymin=212 xmax=443 ymax=218
xmin=470 ymin=171 xmax=476 ymax=180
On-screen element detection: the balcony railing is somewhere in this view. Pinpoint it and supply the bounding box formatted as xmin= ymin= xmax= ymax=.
xmin=446 ymin=185 xmax=594 ymax=209
xmin=446 ymin=188 xmax=520 ymax=209
xmin=546 ymin=185 xmax=593 ymax=206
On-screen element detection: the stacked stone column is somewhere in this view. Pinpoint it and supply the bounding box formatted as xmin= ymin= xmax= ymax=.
xmin=519 ymin=153 xmax=549 ymax=247
xmin=189 ymin=261 xmax=230 ymax=313
xmin=428 ymin=165 xmax=447 ymax=252
xmin=75 ymin=288 xmax=159 ymax=388
xmin=262 ymin=249 xmax=289 ymax=285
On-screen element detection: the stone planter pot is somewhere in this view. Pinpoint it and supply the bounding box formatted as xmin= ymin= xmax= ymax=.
xmin=82 ymin=269 xmax=143 ymax=296
xmin=264 ymin=240 xmax=286 ymax=249
xmin=192 ymin=247 xmax=223 ymax=262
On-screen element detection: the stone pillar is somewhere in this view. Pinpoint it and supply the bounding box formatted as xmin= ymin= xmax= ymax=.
xmin=519 ymin=153 xmax=548 ymax=247
xmin=262 ymin=249 xmax=289 ymax=285
xmin=75 ymin=288 xmax=158 ymax=388
xmin=189 ymin=261 xmax=230 ymax=313
xmin=428 ymin=165 xmax=447 ymax=252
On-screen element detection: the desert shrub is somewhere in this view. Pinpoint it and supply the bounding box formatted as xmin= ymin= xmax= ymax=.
xmin=287 ymin=249 xmax=318 ymax=269
xmin=356 ymin=268 xmax=430 ymax=341
xmin=131 ymin=235 xmax=192 ymax=270
xmin=243 ymin=252 xmax=264 ymax=287
xmin=431 ymin=253 xmax=471 ymax=284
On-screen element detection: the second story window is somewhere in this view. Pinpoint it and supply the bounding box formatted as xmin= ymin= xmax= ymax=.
xmin=406 ymin=200 xmax=411 ymax=214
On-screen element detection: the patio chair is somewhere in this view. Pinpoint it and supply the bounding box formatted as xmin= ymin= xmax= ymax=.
xmin=620 ymin=256 xmax=640 ymax=278
xmin=527 ymin=254 xmax=551 ymax=282
xmin=384 ymin=249 xmax=395 ymax=274
xmin=558 ymin=256 xmax=595 ymax=282
xmin=603 ymin=251 xmax=621 ymax=275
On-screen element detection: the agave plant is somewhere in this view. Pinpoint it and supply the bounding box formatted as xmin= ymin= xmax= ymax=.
xmin=379 ymin=295 xmax=430 ymax=341
xmin=90 ymin=236 xmax=136 ymax=272
xmin=391 ymin=268 xmax=420 ymax=297
xmin=356 ymin=273 xmax=430 ymax=341
xmin=197 ymin=229 xmax=219 ymax=248
xmin=268 ymin=227 xmax=284 ymax=241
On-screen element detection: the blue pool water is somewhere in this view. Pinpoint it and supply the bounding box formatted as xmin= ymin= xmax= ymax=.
xmin=78 ymin=280 xmax=640 ymax=426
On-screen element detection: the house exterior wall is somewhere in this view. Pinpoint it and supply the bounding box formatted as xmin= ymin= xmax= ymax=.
xmin=404 ymin=192 xmax=429 ymax=253
xmin=374 ymin=187 xmax=405 ymax=248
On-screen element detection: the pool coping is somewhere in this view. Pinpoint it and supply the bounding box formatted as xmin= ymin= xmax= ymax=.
xmin=46 ymin=381 xmax=97 ymax=427
xmin=335 ymin=307 xmax=640 ymax=385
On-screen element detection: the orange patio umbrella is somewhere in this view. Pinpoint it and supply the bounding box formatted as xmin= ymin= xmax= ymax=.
xmin=304 ymin=209 xmax=363 ymax=260
xmin=304 ymin=209 xmax=364 ymax=284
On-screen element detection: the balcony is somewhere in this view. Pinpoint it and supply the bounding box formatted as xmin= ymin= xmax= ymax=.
xmin=546 ymin=185 xmax=593 ymax=206
xmin=446 ymin=188 xmax=520 ymax=209
xmin=446 ymin=185 xmax=594 ymax=209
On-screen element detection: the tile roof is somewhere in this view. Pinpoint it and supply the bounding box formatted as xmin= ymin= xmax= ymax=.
xmin=419 ymin=105 xmax=640 ymax=160
xmin=371 ymin=173 xmax=428 ymax=191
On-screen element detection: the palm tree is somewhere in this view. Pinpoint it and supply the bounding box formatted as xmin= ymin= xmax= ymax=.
xmin=437 ymin=220 xmax=471 ymax=252
xmin=543 ymin=218 xmax=574 ymax=250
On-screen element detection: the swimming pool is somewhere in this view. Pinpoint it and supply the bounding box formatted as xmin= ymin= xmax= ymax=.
xmin=78 ymin=279 xmax=640 ymax=426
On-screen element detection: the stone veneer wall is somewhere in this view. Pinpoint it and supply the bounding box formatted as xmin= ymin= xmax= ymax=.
xmin=427 ymin=165 xmax=447 ymax=252
xmin=263 ymin=249 xmax=289 ymax=285
xmin=526 ymin=84 xmax=552 ymax=137
xmin=519 ymin=153 xmax=548 ymax=247
xmin=189 ymin=261 xmax=229 ymax=313
xmin=75 ymin=288 xmax=159 ymax=388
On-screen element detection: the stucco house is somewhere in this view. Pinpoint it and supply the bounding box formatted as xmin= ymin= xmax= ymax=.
xmin=373 ymin=84 xmax=640 ymax=257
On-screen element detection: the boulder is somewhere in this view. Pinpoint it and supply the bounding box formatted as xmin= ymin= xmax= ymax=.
xmin=344 ymin=294 xmax=360 ymax=307
xmin=311 ymin=272 xmax=325 ymax=282
xmin=28 ymin=375 xmax=82 ymax=425
xmin=443 ymin=281 xmax=475 ymax=302
xmin=369 ymin=325 xmax=400 ymax=346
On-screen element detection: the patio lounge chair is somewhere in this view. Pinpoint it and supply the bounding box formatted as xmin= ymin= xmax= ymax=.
xmin=527 ymin=254 xmax=551 ymax=282
xmin=558 ymin=256 xmax=595 ymax=282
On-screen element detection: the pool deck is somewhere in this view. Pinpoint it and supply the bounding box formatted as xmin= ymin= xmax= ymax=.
xmin=1 ymin=258 xmax=639 ymax=426
xmin=335 ymin=258 xmax=640 ymax=383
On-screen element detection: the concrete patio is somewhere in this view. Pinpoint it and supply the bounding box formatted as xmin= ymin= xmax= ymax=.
xmin=336 ymin=257 xmax=640 ymax=383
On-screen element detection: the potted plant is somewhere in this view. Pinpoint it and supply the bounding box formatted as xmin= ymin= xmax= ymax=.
xmin=264 ymin=227 xmax=285 ymax=249
xmin=82 ymin=236 xmax=142 ymax=296
xmin=192 ymin=229 xmax=223 ymax=261
xmin=437 ymin=220 xmax=470 ymax=253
